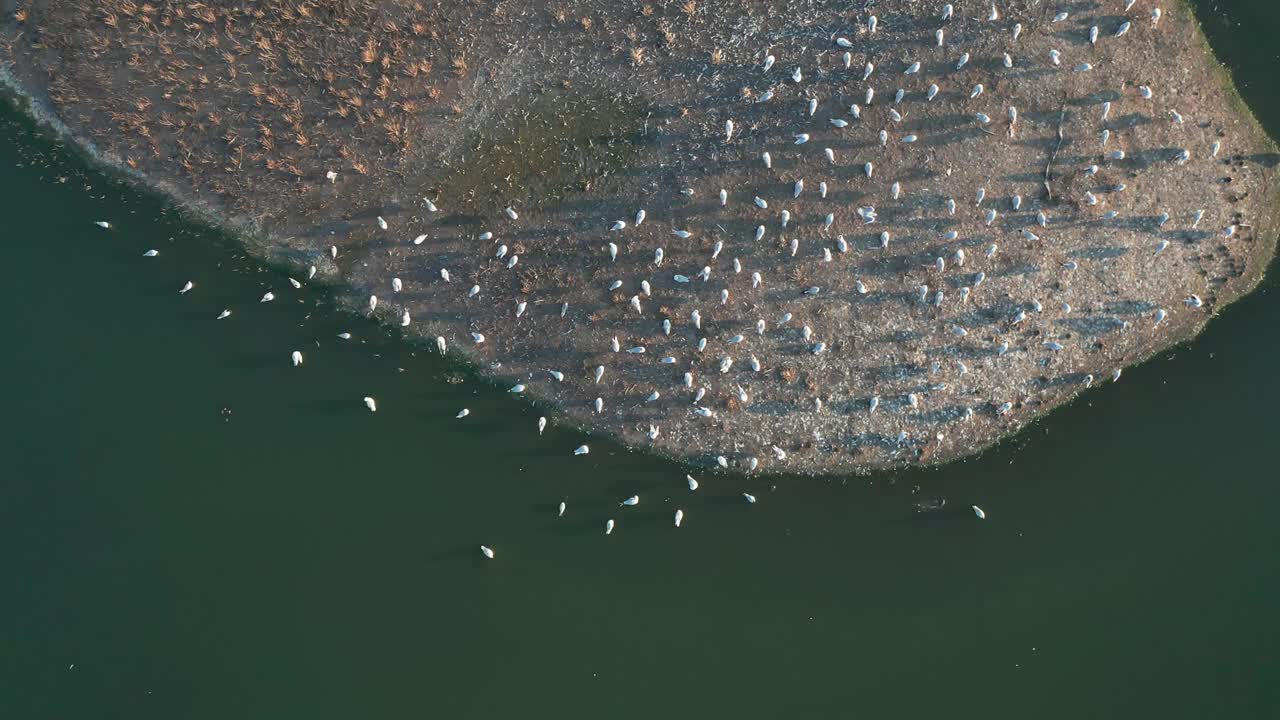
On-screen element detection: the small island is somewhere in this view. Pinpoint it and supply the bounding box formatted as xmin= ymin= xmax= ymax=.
xmin=3 ymin=0 xmax=1276 ymax=474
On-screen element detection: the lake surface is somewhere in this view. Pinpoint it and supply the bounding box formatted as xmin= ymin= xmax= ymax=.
xmin=3 ymin=2 xmax=1279 ymax=717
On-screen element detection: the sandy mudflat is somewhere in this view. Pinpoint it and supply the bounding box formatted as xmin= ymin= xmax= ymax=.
xmin=3 ymin=0 xmax=1277 ymax=473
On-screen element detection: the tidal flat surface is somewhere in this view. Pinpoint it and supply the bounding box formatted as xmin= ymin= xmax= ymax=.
xmin=2 ymin=1 xmax=1280 ymax=718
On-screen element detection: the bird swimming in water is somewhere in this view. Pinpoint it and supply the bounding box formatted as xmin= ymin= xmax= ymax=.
xmin=480 ymin=545 xmax=495 ymax=559
xmin=179 ymin=281 xmax=194 ymax=294
xmin=456 ymin=408 xmax=470 ymax=418
xmin=291 ymin=351 xmax=303 ymax=367
xmin=605 ymin=519 xmax=615 ymax=535
xmin=674 ymin=509 xmax=684 ymax=527
xmin=363 ymin=397 xmax=377 ymax=413
xmin=574 ymin=445 xmax=589 ymax=455
xmin=972 ymin=505 xmax=987 ymax=520
xmin=216 ymin=309 xmax=231 ymax=320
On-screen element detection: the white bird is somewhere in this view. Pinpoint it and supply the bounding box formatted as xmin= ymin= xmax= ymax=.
xmin=94 ymin=220 xmax=111 ymax=229
xmin=674 ymin=509 xmax=684 ymax=528
xmin=557 ymin=500 xmax=565 ymax=516
xmin=956 ymin=52 xmax=969 ymax=69
xmin=472 ymin=332 xmax=485 ymax=344
xmin=794 ymin=179 xmax=804 ymax=198
xmin=538 ymin=417 xmax=547 ymax=435
xmin=1089 ymin=26 xmax=1099 ymax=45
xmin=792 ymin=67 xmax=803 ymax=83
xmin=605 ymin=519 xmax=615 ymax=535
xmin=413 ymin=234 xmax=427 ymax=245
xmin=635 ymin=209 xmax=646 ymax=226
xmin=480 ymin=545 xmax=494 ymax=559
xmin=143 ymin=249 xmax=159 ymax=257
xmin=217 ymin=309 xmax=232 ymax=320
xmin=291 ymin=350 xmax=303 ymax=367
xmin=376 ymin=216 xmax=388 ymax=230
xmin=504 ymin=207 xmax=518 ymax=220
xmin=610 ymin=221 xmax=626 ymax=232
xmin=762 ymin=55 xmax=775 ymax=72
xmin=456 ymin=408 xmax=470 ymax=418
xmin=574 ymin=445 xmax=590 ymax=456
xmin=435 ymin=336 xmax=446 ymax=354
xmin=621 ymin=495 xmax=639 ymax=507
xmin=972 ymin=505 xmax=986 ymax=520
xmin=363 ymin=397 xmax=377 ymax=412
xmin=743 ymin=493 xmax=757 ymax=504
xmin=594 ymin=365 xmax=605 ymax=383
xmin=179 ymin=281 xmax=194 ymax=294
xmin=672 ymin=229 xmax=691 ymax=239
xmin=794 ymin=133 xmax=809 ymax=145
xmin=905 ymin=61 xmax=920 ymax=74
xmin=724 ymin=119 xmax=734 ymax=142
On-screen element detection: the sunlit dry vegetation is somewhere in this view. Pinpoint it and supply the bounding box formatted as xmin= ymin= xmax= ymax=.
xmin=14 ymin=0 xmax=469 ymax=209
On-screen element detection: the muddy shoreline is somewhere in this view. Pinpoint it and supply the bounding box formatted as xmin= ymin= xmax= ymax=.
xmin=3 ymin=0 xmax=1277 ymax=475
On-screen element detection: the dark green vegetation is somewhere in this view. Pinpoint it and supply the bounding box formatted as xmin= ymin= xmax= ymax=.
xmin=443 ymin=91 xmax=654 ymax=212
xmin=2 ymin=1 xmax=1280 ymax=718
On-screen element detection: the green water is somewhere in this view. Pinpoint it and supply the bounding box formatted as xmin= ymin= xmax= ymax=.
xmin=3 ymin=2 xmax=1280 ymax=717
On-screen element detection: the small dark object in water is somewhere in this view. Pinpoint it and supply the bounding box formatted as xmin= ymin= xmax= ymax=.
xmin=913 ymin=497 xmax=947 ymax=513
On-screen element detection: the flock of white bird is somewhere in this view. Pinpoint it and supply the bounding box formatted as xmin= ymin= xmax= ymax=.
xmin=357 ymin=0 xmax=1226 ymax=478
xmin=101 ymin=0 xmax=1254 ymax=557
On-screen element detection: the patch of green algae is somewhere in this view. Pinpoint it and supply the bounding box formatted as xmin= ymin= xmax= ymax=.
xmin=442 ymin=90 xmax=654 ymax=214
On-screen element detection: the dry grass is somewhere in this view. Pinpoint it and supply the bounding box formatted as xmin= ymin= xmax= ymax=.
xmin=17 ymin=0 xmax=463 ymax=206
